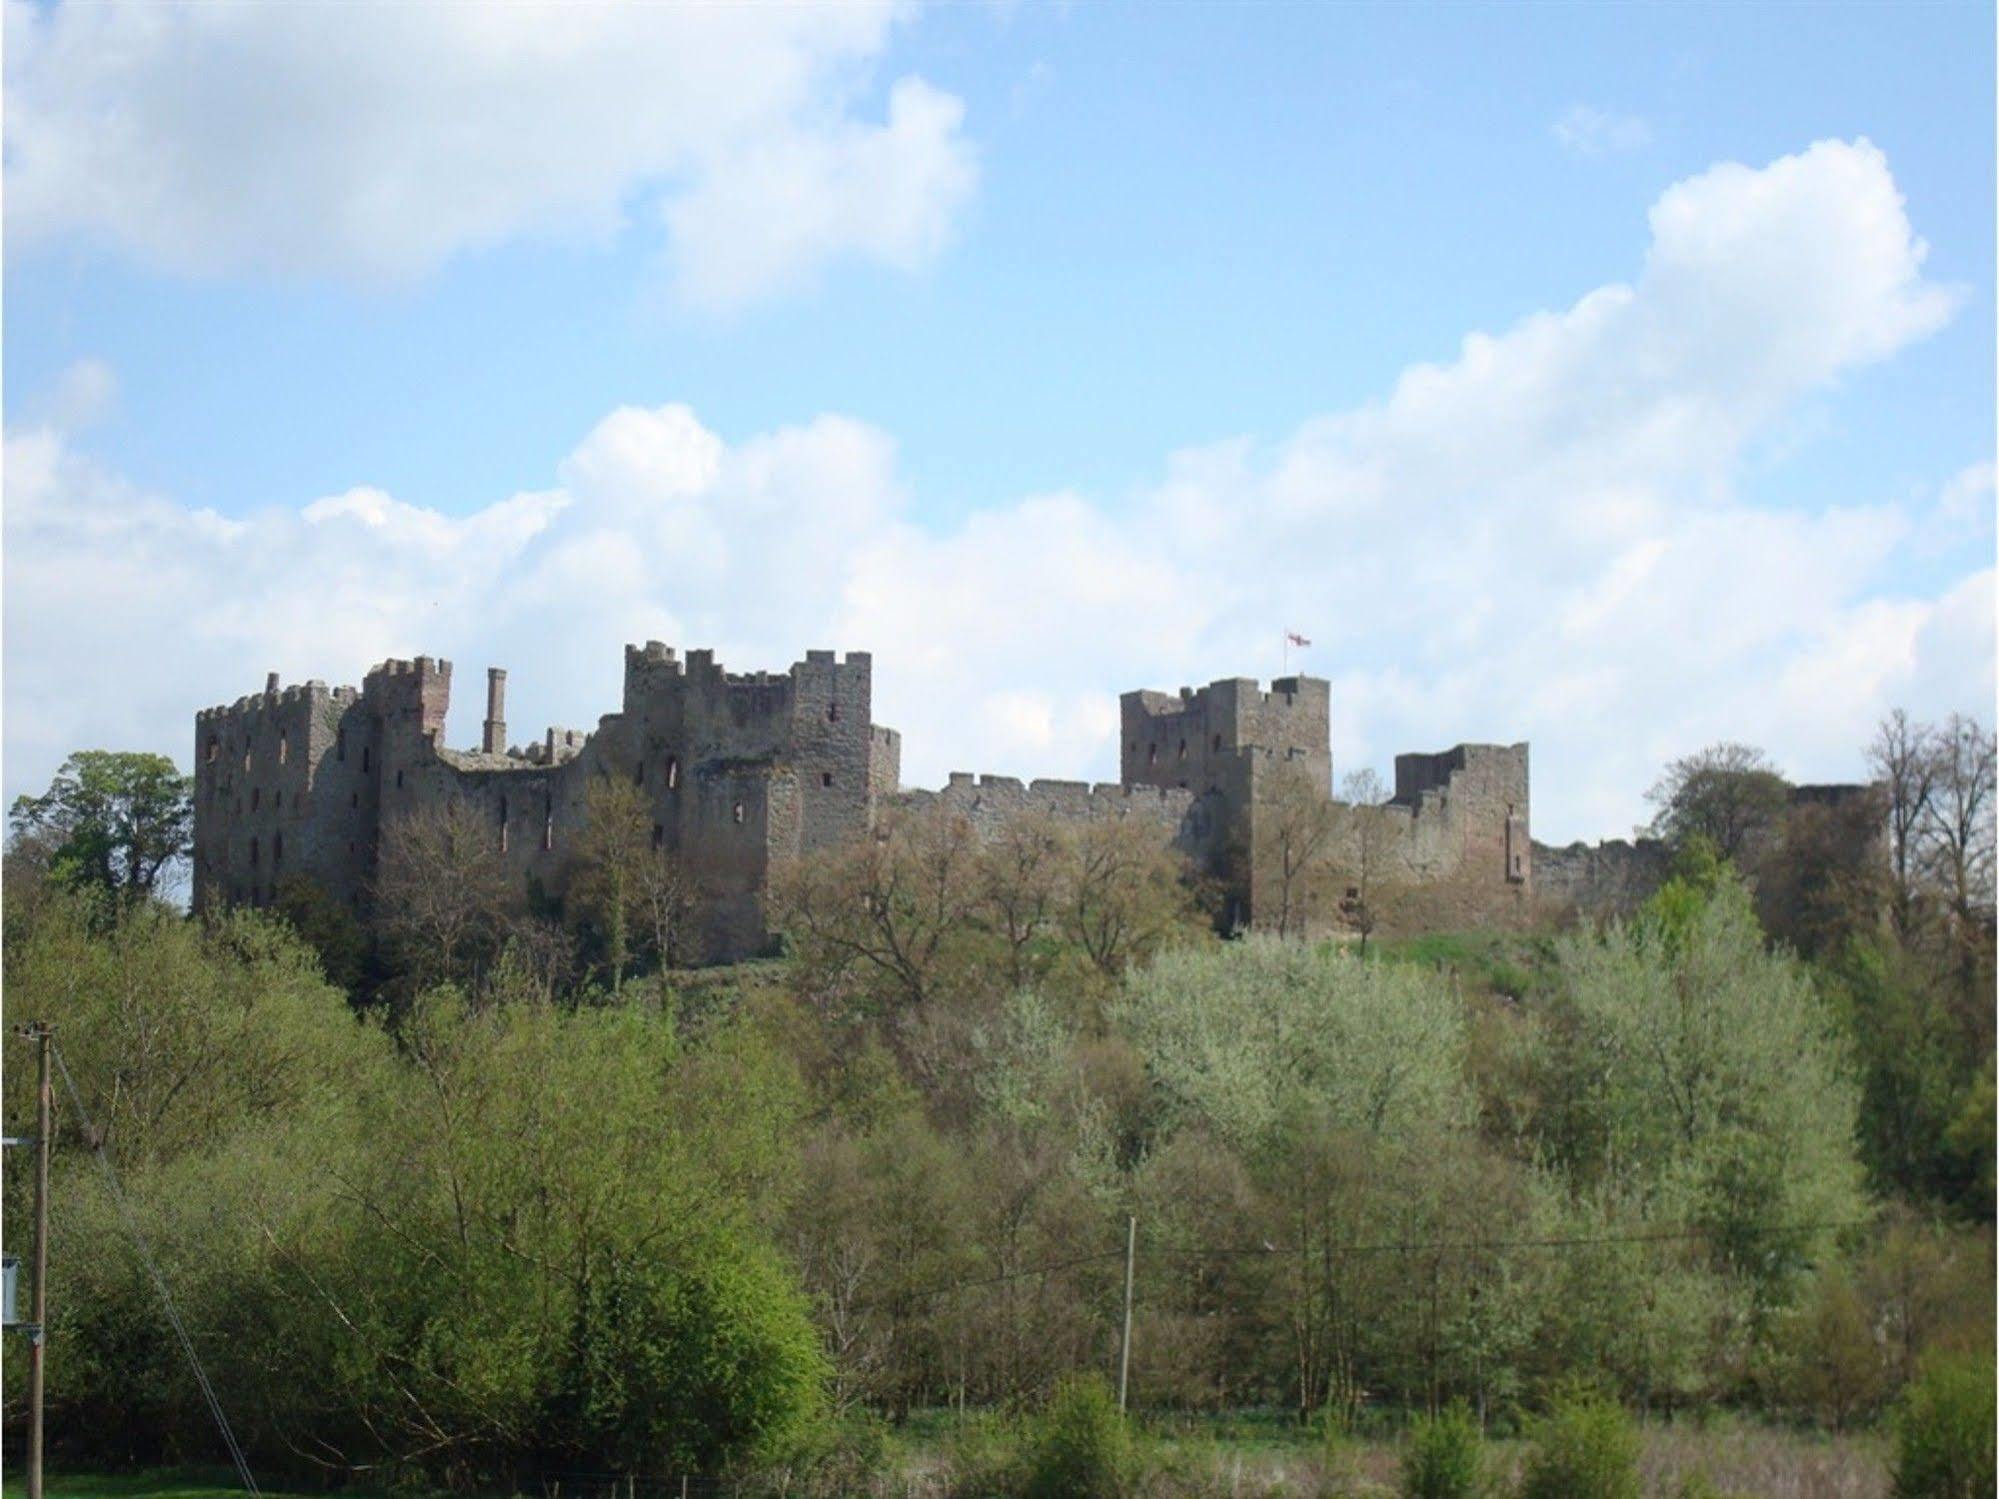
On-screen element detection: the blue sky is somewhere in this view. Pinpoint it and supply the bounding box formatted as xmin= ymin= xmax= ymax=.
xmin=5 ymin=0 xmax=1994 ymax=840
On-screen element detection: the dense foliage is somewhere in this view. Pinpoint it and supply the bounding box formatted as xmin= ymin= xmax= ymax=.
xmin=2 ymin=711 xmax=1991 ymax=1492
xmin=7 ymin=749 xmax=192 ymax=901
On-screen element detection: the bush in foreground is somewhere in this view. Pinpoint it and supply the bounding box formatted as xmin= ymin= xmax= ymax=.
xmin=1515 ymin=1386 xmax=1639 ymax=1499
xmin=1020 ymin=1374 xmax=1132 ymax=1499
xmin=1401 ymin=1402 xmax=1486 ymax=1499
xmin=1892 ymin=1350 xmax=1996 ymax=1498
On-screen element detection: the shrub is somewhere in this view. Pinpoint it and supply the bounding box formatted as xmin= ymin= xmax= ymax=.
xmin=1515 ymin=1386 xmax=1639 ymax=1499
xmin=1020 ymin=1373 xmax=1133 ymax=1499
xmin=1892 ymin=1350 xmax=1996 ymax=1498
xmin=1401 ymin=1401 xmax=1486 ymax=1499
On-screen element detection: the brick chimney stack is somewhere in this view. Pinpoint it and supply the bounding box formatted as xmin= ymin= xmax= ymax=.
xmin=483 ymin=668 xmax=507 ymax=754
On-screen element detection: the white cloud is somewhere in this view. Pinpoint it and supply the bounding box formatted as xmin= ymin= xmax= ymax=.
xmin=1918 ymin=460 xmax=1997 ymax=556
xmin=31 ymin=358 xmax=120 ymax=431
xmin=1554 ymin=105 xmax=1653 ymax=158
xmin=2 ymin=0 xmax=976 ymax=307
xmin=4 ymin=140 xmax=1988 ymax=841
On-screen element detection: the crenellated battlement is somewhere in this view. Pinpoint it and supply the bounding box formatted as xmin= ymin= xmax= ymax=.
xmin=192 ymin=640 xmax=1527 ymax=957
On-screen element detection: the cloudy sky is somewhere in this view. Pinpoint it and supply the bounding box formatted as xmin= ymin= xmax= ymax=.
xmin=4 ymin=1 xmax=1993 ymax=842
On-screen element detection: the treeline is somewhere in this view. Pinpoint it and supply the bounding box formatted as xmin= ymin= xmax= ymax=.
xmin=0 ymin=712 xmax=1992 ymax=1494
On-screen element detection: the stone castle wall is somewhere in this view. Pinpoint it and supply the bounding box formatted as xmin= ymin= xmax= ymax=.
xmin=1530 ymin=837 xmax=1672 ymax=920
xmin=899 ymin=773 xmax=1207 ymax=851
xmin=195 ymin=646 xmax=1534 ymax=961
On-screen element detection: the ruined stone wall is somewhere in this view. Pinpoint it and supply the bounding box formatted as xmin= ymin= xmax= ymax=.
xmin=1529 ymin=782 xmax=1883 ymax=925
xmin=196 ymin=643 xmax=906 ymax=963
xmin=898 ymin=773 xmax=1207 ymax=852
xmin=1530 ymin=837 xmax=1671 ymax=921
xmin=195 ymin=649 xmax=1553 ymax=963
xmin=1240 ymin=742 xmax=1531 ymax=936
xmin=868 ymin=726 xmax=903 ymax=803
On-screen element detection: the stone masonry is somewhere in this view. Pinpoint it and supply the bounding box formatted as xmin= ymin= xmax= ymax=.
xmin=194 ymin=644 xmax=1537 ymax=960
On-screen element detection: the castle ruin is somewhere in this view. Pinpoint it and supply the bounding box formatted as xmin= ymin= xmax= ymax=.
xmin=193 ymin=643 xmax=1537 ymax=960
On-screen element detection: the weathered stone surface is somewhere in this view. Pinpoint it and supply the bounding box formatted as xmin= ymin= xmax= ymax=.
xmin=193 ymin=645 xmax=1543 ymax=960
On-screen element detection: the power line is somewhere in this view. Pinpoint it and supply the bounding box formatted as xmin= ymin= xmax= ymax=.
xmin=1147 ymin=1218 xmax=1862 ymax=1260
xmin=52 ymin=1045 xmax=261 ymax=1497
xmin=848 ymin=1249 xmax=1122 ymax=1314
xmin=835 ymin=1217 xmax=1858 ymax=1316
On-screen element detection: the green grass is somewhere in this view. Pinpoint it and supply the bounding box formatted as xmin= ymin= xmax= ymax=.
xmin=1 ymin=1471 xmax=339 ymax=1499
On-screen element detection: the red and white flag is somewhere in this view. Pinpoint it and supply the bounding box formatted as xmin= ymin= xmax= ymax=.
xmin=1285 ymin=631 xmax=1311 ymax=648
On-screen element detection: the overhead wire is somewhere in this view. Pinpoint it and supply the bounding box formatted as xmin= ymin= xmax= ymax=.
xmin=52 ymin=1044 xmax=262 ymax=1497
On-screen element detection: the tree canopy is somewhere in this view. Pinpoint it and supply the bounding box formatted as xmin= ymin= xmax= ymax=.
xmin=8 ymin=749 xmax=191 ymax=900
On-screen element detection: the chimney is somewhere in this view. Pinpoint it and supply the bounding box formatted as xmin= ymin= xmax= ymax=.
xmin=483 ymin=668 xmax=508 ymax=754
xmin=265 ymin=671 xmax=280 ymax=697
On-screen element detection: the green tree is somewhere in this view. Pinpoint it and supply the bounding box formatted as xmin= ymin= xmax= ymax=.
xmin=1644 ymin=742 xmax=1789 ymax=861
xmin=271 ymin=871 xmax=372 ymax=995
xmin=1892 ymin=1350 xmax=1996 ymax=1499
xmin=1118 ymin=935 xmax=1472 ymax=1154
xmin=1828 ymin=938 xmax=1985 ymax=1212
xmin=1538 ymin=872 xmax=1863 ymax=1301
xmin=569 ymin=776 xmax=693 ymax=994
xmin=8 ymin=750 xmax=191 ymax=900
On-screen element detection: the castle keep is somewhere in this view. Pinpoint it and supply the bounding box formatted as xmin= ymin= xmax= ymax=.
xmin=193 ymin=644 xmax=1534 ymax=959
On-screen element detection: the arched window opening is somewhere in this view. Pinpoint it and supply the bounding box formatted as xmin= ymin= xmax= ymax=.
xmin=279 ymin=731 xmax=289 ymax=765
xmin=1148 ymin=743 xmax=1158 ymax=766
xmin=827 ymin=702 xmax=841 ymax=723
xmin=205 ymin=735 xmax=218 ymax=764
xmin=499 ymin=796 xmax=510 ymax=854
xmin=732 ymin=802 xmax=745 ymax=825
xmin=666 ymin=757 xmax=679 ymax=790
xmin=362 ymin=745 xmax=371 ymax=773
xmin=396 ymin=769 xmax=404 ymax=789
xmin=1177 ymin=738 xmax=1187 ymax=760
xmin=543 ymin=792 xmax=554 ymax=851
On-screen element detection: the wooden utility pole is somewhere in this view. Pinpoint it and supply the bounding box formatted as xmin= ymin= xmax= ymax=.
xmin=1117 ymin=1215 xmax=1136 ymax=1414
xmin=26 ymin=1023 xmax=53 ymax=1499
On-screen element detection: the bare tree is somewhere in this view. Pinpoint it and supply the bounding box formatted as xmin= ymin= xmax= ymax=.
xmin=1064 ymin=816 xmax=1200 ymax=977
xmin=1869 ymin=710 xmax=1939 ymax=937
xmin=979 ymin=814 xmax=1066 ymax=990
xmin=1334 ymin=768 xmax=1398 ymax=954
xmin=771 ymin=805 xmax=985 ymax=1010
xmin=1253 ymin=763 xmax=1340 ymax=939
xmin=1921 ymin=713 xmax=1996 ymax=937
xmin=373 ymin=802 xmax=517 ymax=991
